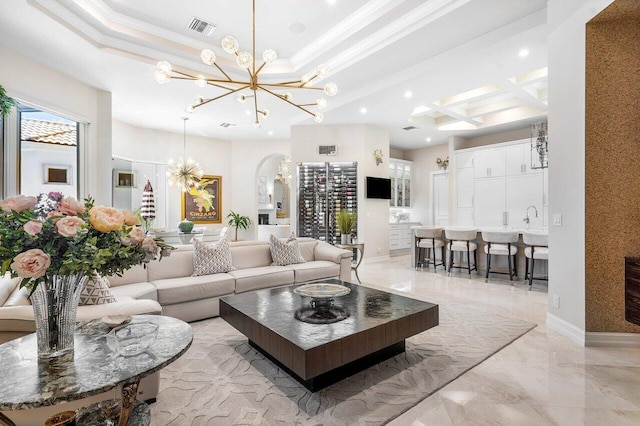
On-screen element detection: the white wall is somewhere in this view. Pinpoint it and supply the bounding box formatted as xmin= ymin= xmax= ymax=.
xmin=0 ymin=45 xmax=111 ymax=203
xmin=290 ymin=124 xmax=390 ymax=259
xmin=404 ymin=143 xmax=450 ymax=225
xmin=20 ymin=142 xmax=77 ymax=197
xmin=546 ymin=0 xmax=614 ymax=337
xmin=112 ymin=120 xmax=232 ymax=229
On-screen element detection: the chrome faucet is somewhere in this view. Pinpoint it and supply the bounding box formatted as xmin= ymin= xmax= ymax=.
xmin=523 ymin=205 xmax=539 ymax=229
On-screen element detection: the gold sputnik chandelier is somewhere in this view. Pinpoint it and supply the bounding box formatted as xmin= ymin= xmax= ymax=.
xmin=154 ymin=0 xmax=338 ymax=127
xmin=167 ymin=117 xmax=203 ymax=191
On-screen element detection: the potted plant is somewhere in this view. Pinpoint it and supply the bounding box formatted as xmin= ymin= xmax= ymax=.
xmin=226 ymin=211 xmax=251 ymax=241
xmin=0 ymin=84 xmax=17 ymax=117
xmin=336 ymin=209 xmax=356 ymax=244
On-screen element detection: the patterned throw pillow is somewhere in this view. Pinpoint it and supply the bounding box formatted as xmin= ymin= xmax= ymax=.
xmin=192 ymin=237 xmax=235 ymax=276
xmin=80 ymin=276 xmax=116 ymax=305
xmin=269 ymin=234 xmax=306 ymax=266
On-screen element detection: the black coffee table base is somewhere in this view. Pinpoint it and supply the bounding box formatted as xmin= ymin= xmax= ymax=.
xmin=249 ymin=339 xmax=405 ymax=392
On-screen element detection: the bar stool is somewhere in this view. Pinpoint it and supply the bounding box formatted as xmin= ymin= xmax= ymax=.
xmin=482 ymin=230 xmax=519 ymax=283
xmin=444 ymin=228 xmax=478 ymax=275
xmin=523 ymin=231 xmax=548 ymax=290
xmin=415 ymin=227 xmax=446 ymax=272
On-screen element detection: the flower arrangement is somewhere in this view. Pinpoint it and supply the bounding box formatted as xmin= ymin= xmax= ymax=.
xmin=436 ymin=156 xmax=449 ymax=170
xmin=0 ymin=192 xmax=173 ymax=291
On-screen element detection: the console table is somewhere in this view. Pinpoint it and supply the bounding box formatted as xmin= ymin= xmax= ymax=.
xmin=0 ymin=315 xmax=193 ymax=426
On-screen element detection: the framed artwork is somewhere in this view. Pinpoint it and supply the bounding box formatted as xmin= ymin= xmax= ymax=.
xmin=257 ymin=175 xmax=267 ymax=204
xmin=181 ymin=175 xmax=222 ymax=224
xmin=113 ymin=170 xmax=137 ymax=188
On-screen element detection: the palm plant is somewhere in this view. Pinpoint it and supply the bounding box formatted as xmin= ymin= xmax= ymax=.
xmin=0 ymin=85 xmax=16 ymax=117
xmin=336 ymin=209 xmax=356 ymax=235
xmin=226 ymin=211 xmax=252 ymax=241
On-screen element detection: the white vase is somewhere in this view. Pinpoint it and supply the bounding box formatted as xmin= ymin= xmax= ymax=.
xmin=340 ymin=234 xmax=350 ymax=244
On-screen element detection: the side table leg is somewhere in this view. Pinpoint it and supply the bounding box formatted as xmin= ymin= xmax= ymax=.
xmin=0 ymin=412 xmax=16 ymax=426
xmin=118 ymin=380 xmax=140 ymax=426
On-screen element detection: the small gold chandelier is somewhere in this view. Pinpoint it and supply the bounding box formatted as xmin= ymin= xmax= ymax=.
xmin=154 ymin=0 xmax=337 ymax=127
xmin=168 ymin=118 xmax=203 ymax=192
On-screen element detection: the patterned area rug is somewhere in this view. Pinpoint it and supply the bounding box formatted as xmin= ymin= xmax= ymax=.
xmin=151 ymin=291 xmax=535 ymax=425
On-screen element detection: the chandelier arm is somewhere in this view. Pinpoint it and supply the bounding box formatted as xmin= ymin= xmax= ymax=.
xmin=252 ymin=0 xmax=256 ymax=76
xmin=254 ymin=62 xmax=266 ymax=76
xmin=299 ymin=74 xmax=319 ymax=88
xmin=213 ymin=63 xmax=233 ymax=81
xmin=258 ymin=85 xmax=315 ymax=117
xmin=261 ymin=80 xmax=302 ymax=86
xmin=173 ymin=69 xmax=248 ymax=86
xmin=254 ymin=91 xmax=259 ymax=124
xmin=206 ymin=82 xmax=238 ymax=91
xmin=196 ymin=85 xmax=250 ymax=107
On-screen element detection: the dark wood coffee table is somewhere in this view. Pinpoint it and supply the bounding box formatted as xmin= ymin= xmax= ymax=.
xmin=220 ymin=279 xmax=439 ymax=391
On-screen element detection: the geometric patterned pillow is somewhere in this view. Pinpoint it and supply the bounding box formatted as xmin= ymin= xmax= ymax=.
xmin=269 ymin=234 xmax=306 ymax=266
xmin=192 ymin=236 xmax=235 ymax=277
xmin=79 ymin=276 xmax=116 ymax=305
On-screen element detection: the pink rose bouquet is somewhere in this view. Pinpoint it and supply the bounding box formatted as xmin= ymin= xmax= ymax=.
xmin=0 ymin=193 xmax=173 ymax=291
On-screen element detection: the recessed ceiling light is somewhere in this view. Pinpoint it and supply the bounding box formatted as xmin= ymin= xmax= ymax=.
xmin=360 ymin=107 xmax=367 ymax=114
xmin=288 ymin=22 xmax=306 ymax=34
xmin=268 ymin=130 xmax=274 ymax=136
xmin=426 ymin=137 xmax=432 ymax=142
xmin=518 ymin=49 xmax=530 ymax=58
xmin=327 ymin=0 xmax=337 ymax=5
xmin=404 ymin=91 xmax=413 ymax=99
xmin=245 ymin=110 xmax=251 ymax=116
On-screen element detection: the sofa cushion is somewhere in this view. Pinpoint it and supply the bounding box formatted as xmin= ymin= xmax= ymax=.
xmin=298 ymin=240 xmax=319 ymax=262
xmin=152 ymin=273 xmax=235 ymax=305
xmin=230 ymin=244 xmax=273 ymax=270
xmin=147 ymin=246 xmax=195 ymax=281
xmin=192 ymin=237 xmax=235 ymax=276
xmin=80 ymin=277 xmax=116 ymax=305
xmin=0 ymin=275 xmax=19 ymax=306
xmin=229 ymin=266 xmax=294 ymax=294
xmin=269 ymin=235 xmax=305 ymax=266
xmin=109 ymin=282 xmax=158 ymax=301
xmin=4 ymin=285 xmax=30 ymax=306
xmin=107 ymin=264 xmax=148 ymax=287
xmin=287 ymin=261 xmax=341 ymax=283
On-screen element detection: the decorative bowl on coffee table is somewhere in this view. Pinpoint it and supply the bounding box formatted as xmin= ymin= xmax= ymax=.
xmin=293 ymin=283 xmax=351 ymax=324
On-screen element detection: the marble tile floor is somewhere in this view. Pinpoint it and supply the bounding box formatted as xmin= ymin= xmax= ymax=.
xmin=356 ymin=255 xmax=640 ymax=426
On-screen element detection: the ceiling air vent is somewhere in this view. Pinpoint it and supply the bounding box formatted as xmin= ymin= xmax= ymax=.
xmin=220 ymin=123 xmax=235 ymax=128
xmin=188 ymin=17 xmax=217 ymax=36
xmin=317 ymin=145 xmax=337 ymax=156
xmin=403 ymin=126 xmax=419 ymax=131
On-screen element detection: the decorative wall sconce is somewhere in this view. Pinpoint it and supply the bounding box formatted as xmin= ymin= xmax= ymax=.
xmin=436 ymin=156 xmax=449 ymax=170
xmin=373 ymin=149 xmax=384 ymax=166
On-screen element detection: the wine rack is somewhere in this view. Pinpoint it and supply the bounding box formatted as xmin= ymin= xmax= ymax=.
xmin=298 ymin=162 xmax=358 ymax=244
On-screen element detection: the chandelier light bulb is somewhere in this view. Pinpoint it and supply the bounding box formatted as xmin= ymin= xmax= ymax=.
xmin=323 ymin=82 xmax=338 ymax=97
xmin=282 ymin=92 xmax=293 ymax=101
xmin=261 ymin=109 xmax=270 ymax=118
xmin=156 ymin=61 xmax=172 ymax=74
xmin=221 ymin=35 xmax=239 ymax=54
xmin=236 ymin=51 xmax=253 ymax=69
xmin=301 ymin=72 xmax=314 ymax=84
xmin=314 ymin=113 xmax=324 ymax=123
xmin=185 ymin=104 xmax=194 ymax=114
xmin=237 ymin=93 xmax=247 ymax=103
xmin=254 ymin=120 xmax=262 ymax=128
xmin=316 ymin=64 xmax=330 ymax=78
xmin=263 ymin=49 xmax=277 ymax=64
xmin=200 ymin=49 xmax=216 ymax=65
xmin=154 ymin=69 xmax=170 ymax=84
xmin=195 ymin=75 xmax=207 ymax=87
xmin=316 ymin=98 xmax=327 ymax=110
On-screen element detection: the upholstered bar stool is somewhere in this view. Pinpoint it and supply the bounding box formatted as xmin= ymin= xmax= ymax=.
xmin=481 ymin=230 xmax=519 ymax=283
xmin=523 ymin=231 xmax=549 ymax=290
xmin=444 ymin=228 xmax=478 ymax=275
xmin=415 ymin=227 xmax=446 ymax=272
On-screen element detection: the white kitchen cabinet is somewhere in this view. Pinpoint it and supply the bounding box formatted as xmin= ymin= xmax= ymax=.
xmin=457 ymin=168 xmax=475 ymax=208
xmin=389 ymin=222 xmax=420 ymax=251
xmin=506 ymin=173 xmax=544 ymax=230
xmin=457 ymin=151 xmax=474 ymax=169
xmin=457 ymin=208 xmax=474 ymax=226
xmin=474 ymin=177 xmax=506 ymax=227
xmin=474 ymin=147 xmax=505 ymax=178
xmin=543 ymin=168 xmax=548 ymax=206
xmin=390 ymin=159 xmax=412 ymax=208
xmin=506 ymin=142 xmax=542 ymax=176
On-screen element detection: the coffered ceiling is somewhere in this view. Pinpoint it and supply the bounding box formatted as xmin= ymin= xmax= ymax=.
xmin=0 ymin=0 xmax=548 ymax=149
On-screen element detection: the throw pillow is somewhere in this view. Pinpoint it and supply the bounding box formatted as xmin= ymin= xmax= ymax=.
xmin=269 ymin=234 xmax=306 ymax=266
xmin=192 ymin=236 xmax=235 ymax=276
xmin=80 ymin=276 xmax=116 ymax=305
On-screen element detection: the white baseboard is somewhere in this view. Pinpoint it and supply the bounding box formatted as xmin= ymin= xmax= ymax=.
xmin=546 ymin=314 xmax=640 ymax=347
xmin=585 ymin=332 xmax=640 ymax=348
xmin=362 ymin=255 xmax=390 ymax=264
xmin=546 ymin=313 xmax=585 ymax=345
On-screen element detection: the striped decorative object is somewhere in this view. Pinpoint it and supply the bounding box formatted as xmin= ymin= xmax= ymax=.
xmin=141 ymin=180 xmax=156 ymax=221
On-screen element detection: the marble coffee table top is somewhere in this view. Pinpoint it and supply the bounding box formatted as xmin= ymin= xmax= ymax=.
xmin=0 ymin=315 xmax=192 ymax=410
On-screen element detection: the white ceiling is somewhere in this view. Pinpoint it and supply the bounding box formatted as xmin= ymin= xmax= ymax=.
xmin=0 ymin=0 xmax=548 ymax=150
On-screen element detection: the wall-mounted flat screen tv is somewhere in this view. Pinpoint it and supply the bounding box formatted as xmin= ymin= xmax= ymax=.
xmin=366 ymin=176 xmax=391 ymax=199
